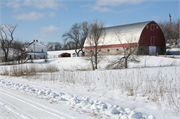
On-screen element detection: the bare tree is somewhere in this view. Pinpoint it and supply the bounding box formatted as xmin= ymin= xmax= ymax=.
xmin=0 ymin=24 xmax=17 ymax=62
xmin=108 ymin=30 xmax=139 ymax=69
xmin=47 ymin=42 xmax=54 ymax=51
xmin=11 ymin=40 xmax=29 ymax=64
xmin=158 ymin=19 xmax=179 ymax=46
xmin=54 ymin=42 xmax=62 ymax=50
xmin=62 ymin=22 xmax=89 ymax=56
xmin=85 ymin=20 xmax=106 ymax=70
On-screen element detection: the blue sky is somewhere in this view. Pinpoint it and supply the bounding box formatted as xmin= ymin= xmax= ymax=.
xmin=0 ymin=0 xmax=179 ymax=44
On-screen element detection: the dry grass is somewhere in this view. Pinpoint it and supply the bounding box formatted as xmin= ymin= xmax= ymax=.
xmin=0 ymin=71 xmax=9 ymax=76
xmin=0 ymin=63 xmax=179 ymax=112
xmin=1 ymin=64 xmax=59 ymax=77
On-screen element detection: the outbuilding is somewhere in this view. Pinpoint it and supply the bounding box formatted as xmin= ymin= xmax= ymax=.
xmin=84 ymin=21 xmax=166 ymax=55
xmin=58 ymin=53 xmax=71 ymax=58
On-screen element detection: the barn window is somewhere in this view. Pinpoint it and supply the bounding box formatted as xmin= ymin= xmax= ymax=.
xmin=116 ymin=49 xmax=119 ymax=51
xmin=156 ymin=26 xmax=158 ymax=29
xmin=146 ymin=25 xmax=148 ymax=29
xmin=150 ymin=24 xmax=156 ymax=31
xmin=107 ymin=49 xmax=110 ymax=52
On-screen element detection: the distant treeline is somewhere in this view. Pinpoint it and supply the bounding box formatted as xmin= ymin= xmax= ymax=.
xmin=46 ymin=41 xmax=76 ymax=51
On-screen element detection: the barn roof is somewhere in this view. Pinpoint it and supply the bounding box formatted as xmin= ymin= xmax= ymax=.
xmin=84 ymin=21 xmax=153 ymax=47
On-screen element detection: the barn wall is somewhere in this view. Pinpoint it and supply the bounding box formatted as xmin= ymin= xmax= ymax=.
xmin=138 ymin=21 xmax=166 ymax=55
xmin=85 ymin=45 xmax=138 ymax=56
xmin=138 ymin=46 xmax=166 ymax=55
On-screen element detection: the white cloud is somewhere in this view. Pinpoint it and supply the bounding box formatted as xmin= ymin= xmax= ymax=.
xmin=81 ymin=0 xmax=145 ymax=13
xmin=34 ymin=25 xmax=61 ymax=37
xmin=13 ymin=12 xmax=45 ymax=21
xmin=81 ymin=4 xmax=114 ymax=12
xmin=40 ymin=25 xmax=61 ymax=33
xmin=23 ymin=0 xmax=65 ymax=10
xmin=34 ymin=33 xmax=49 ymax=37
xmin=48 ymin=12 xmax=56 ymax=17
xmin=4 ymin=0 xmax=65 ymax=11
xmin=4 ymin=0 xmax=21 ymax=11
xmin=93 ymin=6 xmax=114 ymax=12
xmin=95 ymin=0 xmax=146 ymax=6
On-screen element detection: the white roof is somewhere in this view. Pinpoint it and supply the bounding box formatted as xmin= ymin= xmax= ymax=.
xmin=84 ymin=21 xmax=152 ymax=47
xmin=27 ymin=53 xmax=48 ymax=55
xmin=28 ymin=42 xmax=46 ymax=48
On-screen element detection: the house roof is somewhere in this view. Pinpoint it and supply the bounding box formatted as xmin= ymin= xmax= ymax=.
xmin=84 ymin=21 xmax=153 ymax=47
xmin=27 ymin=52 xmax=48 ymax=55
xmin=27 ymin=41 xmax=46 ymax=48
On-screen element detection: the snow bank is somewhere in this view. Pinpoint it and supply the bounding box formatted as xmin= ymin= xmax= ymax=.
xmin=0 ymin=79 xmax=156 ymax=119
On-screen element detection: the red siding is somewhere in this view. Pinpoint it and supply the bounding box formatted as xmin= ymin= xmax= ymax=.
xmin=139 ymin=21 xmax=166 ymax=47
xmin=85 ymin=43 xmax=137 ymax=50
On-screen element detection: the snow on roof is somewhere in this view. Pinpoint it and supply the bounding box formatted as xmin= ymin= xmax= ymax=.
xmin=27 ymin=53 xmax=48 ymax=55
xmin=28 ymin=42 xmax=46 ymax=48
xmin=84 ymin=21 xmax=153 ymax=47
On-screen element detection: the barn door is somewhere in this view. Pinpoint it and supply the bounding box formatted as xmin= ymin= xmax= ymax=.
xmin=150 ymin=36 xmax=156 ymax=46
xmin=149 ymin=46 xmax=156 ymax=55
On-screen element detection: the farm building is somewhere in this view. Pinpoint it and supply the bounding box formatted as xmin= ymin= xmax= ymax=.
xmin=47 ymin=50 xmax=77 ymax=58
xmin=84 ymin=21 xmax=166 ymax=56
xmin=25 ymin=40 xmax=48 ymax=59
xmin=58 ymin=53 xmax=71 ymax=58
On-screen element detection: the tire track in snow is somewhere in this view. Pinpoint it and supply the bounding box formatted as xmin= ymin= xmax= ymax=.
xmin=0 ymin=99 xmax=32 ymax=119
xmin=0 ymin=104 xmax=24 ymax=119
xmin=0 ymin=89 xmax=76 ymax=119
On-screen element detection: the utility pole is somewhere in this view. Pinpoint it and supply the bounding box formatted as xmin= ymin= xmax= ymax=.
xmin=169 ymin=13 xmax=173 ymax=26
xmin=169 ymin=13 xmax=173 ymax=43
xmin=0 ymin=38 xmax=1 ymax=63
xmin=34 ymin=40 xmax=35 ymax=59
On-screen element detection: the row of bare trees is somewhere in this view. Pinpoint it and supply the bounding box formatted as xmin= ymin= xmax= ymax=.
xmin=0 ymin=24 xmax=29 ymax=64
xmin=46 ymin=41 xmax=76 ymax=51
xmin=158 ymin=19 xmax=179 ymax=46
xmin=0 ymin=25 xmax=17 ymax=62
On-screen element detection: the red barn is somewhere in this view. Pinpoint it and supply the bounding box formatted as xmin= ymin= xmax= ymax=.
xmin=84 ymin=21 xmax=166 ymax=55
xmin=58 ymin=53 xmax=71 ymax=58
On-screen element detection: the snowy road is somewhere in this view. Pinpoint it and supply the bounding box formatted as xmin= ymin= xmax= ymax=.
xmin=0 ymin=89 xmax=76 ymax=119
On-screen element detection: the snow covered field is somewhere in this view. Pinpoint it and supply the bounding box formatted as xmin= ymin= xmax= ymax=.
xmin=0 ymin=55 xmax=180 ymax=119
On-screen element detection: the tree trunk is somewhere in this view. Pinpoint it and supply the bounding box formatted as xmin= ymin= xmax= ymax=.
xmin=5 ymin=53 xmax=8 ymax=62
xmin=125 ymin=57 xmax=128 ymax=68
xmin=95 ymin=45 xmax=98 ymax=69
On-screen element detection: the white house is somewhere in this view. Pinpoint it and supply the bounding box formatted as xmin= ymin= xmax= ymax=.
xmin=26 ymin=40 xmax=48 ymax=59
